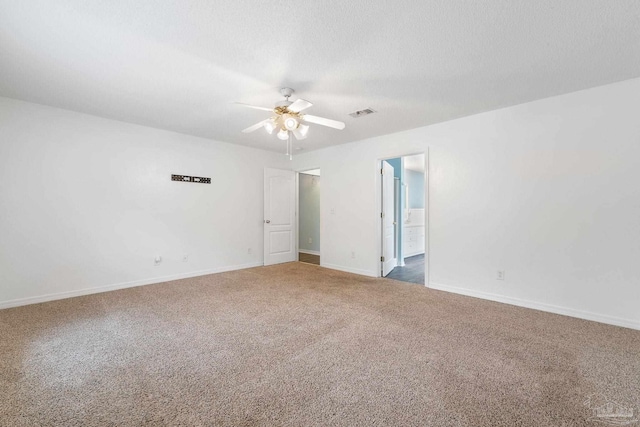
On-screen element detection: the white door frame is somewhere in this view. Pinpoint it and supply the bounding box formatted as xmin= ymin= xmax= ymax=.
xmin=295 ymin=167 xmax=322 ymax=265
xmin=381 ymin=160 xmax=397 ymax=276
xmin=375 ymin=149 xmax=429 ymax=286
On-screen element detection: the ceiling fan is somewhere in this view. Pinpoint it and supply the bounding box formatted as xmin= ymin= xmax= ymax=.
xmin=236 ymin=87 xmax=345 ymax=157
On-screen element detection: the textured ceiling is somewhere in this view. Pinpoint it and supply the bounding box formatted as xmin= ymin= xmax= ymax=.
xmin=1 ymin=1 xmax=639 ymax=153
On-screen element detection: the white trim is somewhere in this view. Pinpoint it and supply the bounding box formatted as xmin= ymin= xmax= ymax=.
xmin=428 ymin=282 xmax=640 ymax=331
xmin=321 ymin=263 xmax=377 ymax=278
xmin=0 ymin=262 xmax=263 ymax=310
xmin=299 ymin=249 xmax=320 ymax=256
xmin=425 ymin=148 xmax=430 ymax=287
xmin=295 ymin=171 xmax=300 ymax=259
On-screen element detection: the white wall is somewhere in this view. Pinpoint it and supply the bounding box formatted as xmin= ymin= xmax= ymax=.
xmin=0 ymin=97 xmax=286 ymax=308
xmin=293 ymin=77 xmax=640 ymax=330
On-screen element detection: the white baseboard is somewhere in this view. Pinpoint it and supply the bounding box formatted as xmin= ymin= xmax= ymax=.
xmin=321 ymin=263 xmax=378 ymax=278
xmin=298 ymin=249 xmax=320 ymax=256
xmin=428 ymin=282 xmax=640 ymax=331
xmin=0 ymin=262 xmax=263 ymax=310
xmin=404 ymin=251 xmax=425 ymax=259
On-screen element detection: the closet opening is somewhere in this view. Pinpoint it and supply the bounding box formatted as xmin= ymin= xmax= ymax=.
xmin=298 ymin=169 xmax=320 ymax=265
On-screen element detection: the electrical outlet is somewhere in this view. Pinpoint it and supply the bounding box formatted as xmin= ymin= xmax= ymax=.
xmin=248 ymin=248 xmax=252 ymax=255
xmin=308 ymin=237 xmax=312 ymax=244
xmin=497 ymin=270 xmax=505 ymax=280
xmin=331 ymin=208 xmax=335 ymax=215
xmin=351 ymin=251 xmax=356 ymax=259
xmin=182 ymin=254 xmax=189 ymax=262
xmin=154 ymin=256 xmax=162 ymax=266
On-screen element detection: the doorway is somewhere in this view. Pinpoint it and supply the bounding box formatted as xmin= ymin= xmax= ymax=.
xmin=380 ymin=154 xmax=427 ymax=285
xmin=298 ymin=169 xmax=320 ymax=265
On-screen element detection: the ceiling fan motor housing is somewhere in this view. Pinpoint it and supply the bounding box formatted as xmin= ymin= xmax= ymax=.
xmin=279 ymin=87 xmax=294 ymax=98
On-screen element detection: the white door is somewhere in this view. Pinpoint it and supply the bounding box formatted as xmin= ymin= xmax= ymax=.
xmin=381 ymin=161 xmax=397 ymax=276
xmin=264 ymin=168 xmax=296 ymax=266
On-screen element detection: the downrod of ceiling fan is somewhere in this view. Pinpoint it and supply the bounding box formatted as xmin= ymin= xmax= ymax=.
xmin=279 ymin=87 xmax=294 ymax=99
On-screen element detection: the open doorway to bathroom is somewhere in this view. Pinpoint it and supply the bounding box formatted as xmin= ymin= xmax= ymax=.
xmin=380 ymin=154 xmax=426 ymax=284
xmin=298 ymin=169 xmax=320 ymax=265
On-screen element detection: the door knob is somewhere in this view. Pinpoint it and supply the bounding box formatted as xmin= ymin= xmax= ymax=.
xmin=265 ymin=220 xmax=271 ymax=223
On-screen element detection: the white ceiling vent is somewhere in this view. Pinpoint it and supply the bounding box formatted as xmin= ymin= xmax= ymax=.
xmin=349 ymin=108 xmax=376 ymax=118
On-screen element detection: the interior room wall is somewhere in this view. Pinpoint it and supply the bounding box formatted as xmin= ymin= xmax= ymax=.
xmin=405 ymin=169 xmax=425 ymax=209
xmin=0 ymin=97 xmax=287 ymax=308
xmin=292 ymin=77 xmax=640 ymax=330
xmin=298 ymin=173 xmax=320 ymax=254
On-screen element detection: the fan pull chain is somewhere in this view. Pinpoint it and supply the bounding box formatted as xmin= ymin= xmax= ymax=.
xmin=286 ymin=134 xmax=293 ymax=160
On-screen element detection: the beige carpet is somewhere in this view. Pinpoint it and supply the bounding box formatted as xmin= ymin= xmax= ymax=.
xmin=1 ymin=263 xmax=639 ymax=426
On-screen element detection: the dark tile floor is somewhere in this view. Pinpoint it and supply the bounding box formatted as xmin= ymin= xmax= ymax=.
xmin=299 ymin=252 xmax=320 ymax=265
xmin=385 ymin=254 xmax=424 ymax=284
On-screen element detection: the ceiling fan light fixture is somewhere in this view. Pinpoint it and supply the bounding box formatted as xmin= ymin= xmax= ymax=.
xmin=263 ymin=118 xmax=277 ymax=134
xmin=298 ymin=123 xmax=309 ymax=136
xmin=235 ymin=88 xmax=346 ymax=158
xmin=277 ymin=128 xmax=289 ymax=140
xmin=283 ymin=114 xmax=299 ymax=131
xmin=293 ymin=123 xmax=309 ymax=140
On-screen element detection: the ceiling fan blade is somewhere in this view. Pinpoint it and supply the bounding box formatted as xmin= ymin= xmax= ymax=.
xmin=302 ymin=114 xmax=346 ymax=130
xmin=288 ymin=99 xmax=313 ymax=113
xmin=234 ymin=102 xmax=273 ymax=112
xmin=242 ymin=119 xmax=268 ymax=133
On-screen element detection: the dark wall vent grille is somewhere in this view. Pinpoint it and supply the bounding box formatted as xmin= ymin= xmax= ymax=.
xmin=349 ymin=108 xmax=376 ymax=118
